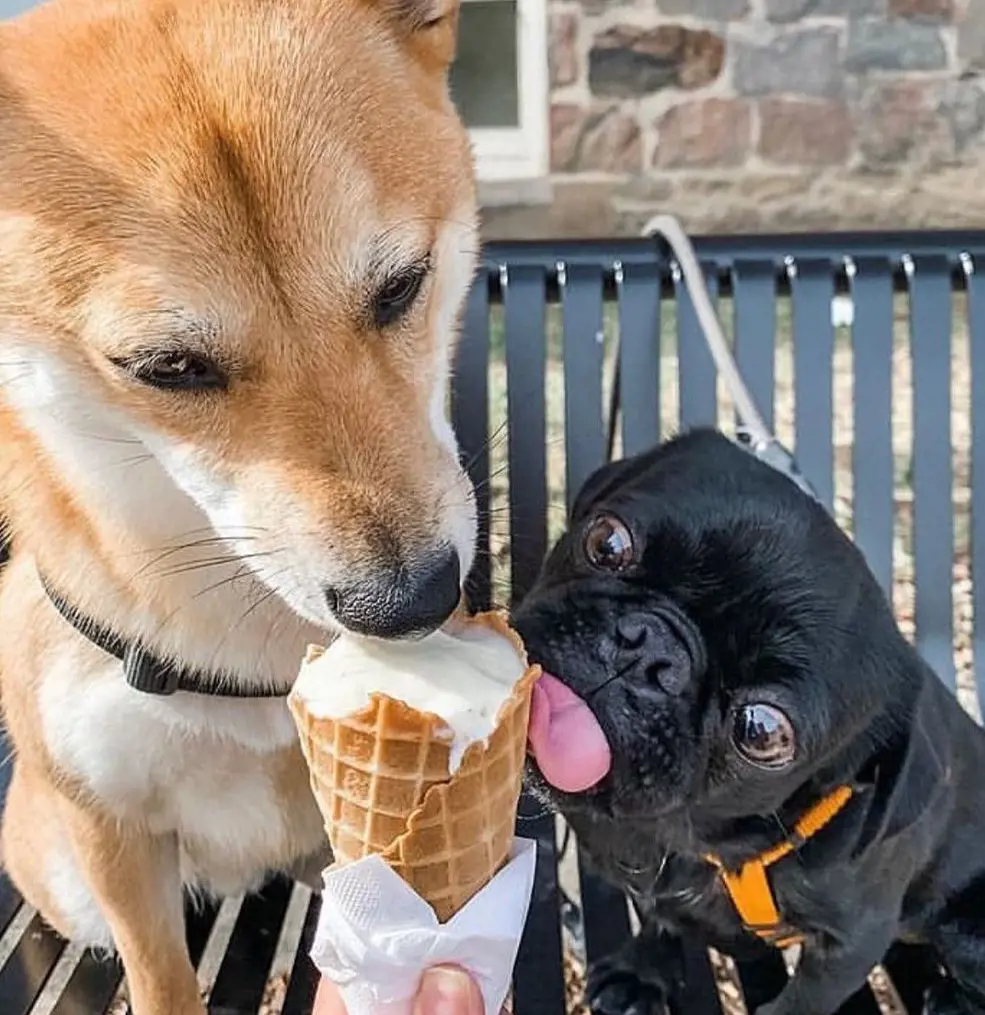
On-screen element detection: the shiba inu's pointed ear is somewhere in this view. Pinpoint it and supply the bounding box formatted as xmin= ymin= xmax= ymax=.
xmin=378 ymin=0 xmax=461 ymax=69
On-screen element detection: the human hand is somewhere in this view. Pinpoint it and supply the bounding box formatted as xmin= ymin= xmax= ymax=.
xmin=313 ymin=965 xmax=498 ymax=1015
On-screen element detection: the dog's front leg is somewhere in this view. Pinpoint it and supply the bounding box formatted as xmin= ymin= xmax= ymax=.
xmin=926 ymin=874 xmax=985 ymax=1015
xmin=586 ymin=913 xmax=685 ymax=1015
xmin=61 ymin=799 xmax=205 ymax=1015
xmin=754 ymin=923 xmax=896 ymax=1015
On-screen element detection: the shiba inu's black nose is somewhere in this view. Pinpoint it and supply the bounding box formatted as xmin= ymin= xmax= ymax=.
xmin=329 ymin=546 xmax=462 ymax=639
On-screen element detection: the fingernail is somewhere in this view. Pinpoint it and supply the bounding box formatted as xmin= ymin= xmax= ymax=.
xmin=414 ymin=967 xmax=483 ymax=1015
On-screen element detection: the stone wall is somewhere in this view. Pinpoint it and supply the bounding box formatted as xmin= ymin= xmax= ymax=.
xmin=481 ymin=0 xmax=985 ymax=239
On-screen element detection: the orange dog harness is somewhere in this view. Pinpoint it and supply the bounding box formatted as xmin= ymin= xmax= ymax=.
xmin=703 ymin=785 xmax=854 ymax=948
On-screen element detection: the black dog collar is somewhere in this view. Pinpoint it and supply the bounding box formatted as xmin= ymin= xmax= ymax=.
xmin=41 ymin=574 xmax=292 ymax=699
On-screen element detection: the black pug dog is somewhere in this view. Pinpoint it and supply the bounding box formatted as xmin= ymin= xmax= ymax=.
xmin=513 ymin=427 xmax=985 ymax=1015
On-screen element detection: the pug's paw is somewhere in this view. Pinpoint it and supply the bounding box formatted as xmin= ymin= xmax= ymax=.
xmin=586 ymin=954 xmax=670 ymax=1015
xmin=753 ymin=999 xmax=785 ymax=1015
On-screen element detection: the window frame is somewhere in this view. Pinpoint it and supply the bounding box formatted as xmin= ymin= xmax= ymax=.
xmin=457 ymin=0 xmax=549 ymax=182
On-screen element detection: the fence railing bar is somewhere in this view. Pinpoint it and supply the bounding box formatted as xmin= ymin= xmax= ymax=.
xmin=480 ymin=232 xmax=985 ymax=303
xmin=791 ymin=259 xmax=837 ymax=511
xmin=503 ymin=265 xmax=549 ymax=605
xmin=677 ymin=263 xmax=720 ymax=429
xmin=732 ymin=259 xmax=778 ymax=434
xmin=909 ymin=255 xmax=957 ymax=689
xmin=617 ymin=261 xmax=663 ymax=456
xmin=851 ymin=258 xmax=896 ymax=599
xmin=561 ymin=264 xmax=607 ymax=502
xmin=455 ymin=277 xmax=493 ymax=610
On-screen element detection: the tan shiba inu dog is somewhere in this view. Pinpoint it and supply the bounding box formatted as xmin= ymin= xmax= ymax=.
xmin=0 ymin=0 xmax=479 ymax=1011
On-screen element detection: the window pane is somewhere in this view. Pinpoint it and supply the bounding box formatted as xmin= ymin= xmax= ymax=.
xmin=449 ymin=0 xmax=519 ymax=129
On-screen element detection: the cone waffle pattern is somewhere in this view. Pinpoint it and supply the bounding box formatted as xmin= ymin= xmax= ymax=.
xmin=290 ymin=612 xmax=539 ymax=922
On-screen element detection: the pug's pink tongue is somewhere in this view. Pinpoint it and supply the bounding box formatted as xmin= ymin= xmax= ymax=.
xmin=528 ymin=672 xmax=612 ymax=792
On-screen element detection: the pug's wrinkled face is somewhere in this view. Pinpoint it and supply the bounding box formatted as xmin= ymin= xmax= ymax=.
xmin=513 ymin=429 xmax=896 ymax=833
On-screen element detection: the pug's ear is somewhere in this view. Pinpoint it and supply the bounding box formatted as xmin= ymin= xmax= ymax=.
xmin=374 ymin=0 xmax=461 ymax=71
xmin=851 ymin=714 xmax=948 ymax=858
xmin=570 ymin=457 xmax=641 ymax=521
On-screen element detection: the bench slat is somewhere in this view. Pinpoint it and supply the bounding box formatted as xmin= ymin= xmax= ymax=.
xmin=512 ymin=797 xmax=566 ymax=1015
xmin=910 ymin=255 xmax=956 ymax=689
xmin=577 ymin=873 xmax=631 ymax=969
xmin=732 ymin=259 xmax=777 ymax=432
xmin=968 ymin=259 xmax=985 ymax=709
xmin=677 ymin=264 xmax=720 ymax=429
xmin=48 ymin=950 xmax=123 ymax=1015
xmin=792 ymin=259 xmax=836 ymax=511
xmin=617 ymin=261 xmax=663 ymax=456
xmin=734 ymin=951 xmax=788 ymax=1011
xmin=562 ymin=264 xmax=606 ymax=502
xmin=208 ymin=877 xmax=293 ymax=1014
xmin=670 ymin=941 xmax=723 ymax=1015
xmin=0 ymin=737 xmax=16 ymax=938
xmin=0 ymin=877 xmax=20 ymax=940
xmin=0 ymin=911 xmax=68 ymax=1015
xmin=280 ymin=895 xmax=320 ymax=1015
xmin=851 ymin=258 xmax=896 ymax=599
xmin=833 ymin=983 xmax=883 ymax=1015
xmin=455 ymin=275 xmax=493 ymax=610
xmin=186 ymin=900 xmax=222 ymax=969
xmin=883 ymin=941 xmax=944 ymax=1014
xmin=505 ymin=264 xmax=548 ymax=603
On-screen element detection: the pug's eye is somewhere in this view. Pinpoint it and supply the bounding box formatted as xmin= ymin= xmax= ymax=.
xmin=730 ymin=703 xmax=796 ymax=769
xmin=584 ymin=514 xmax=635 ymax=571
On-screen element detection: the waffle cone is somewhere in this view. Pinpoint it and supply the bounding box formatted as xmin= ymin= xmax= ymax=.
xmin=289 ymin=611 xmax=540 ymax=922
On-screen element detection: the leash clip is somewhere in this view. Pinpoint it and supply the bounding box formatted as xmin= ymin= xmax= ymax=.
xmin=735 ymin=428 xmax=822 ymax=504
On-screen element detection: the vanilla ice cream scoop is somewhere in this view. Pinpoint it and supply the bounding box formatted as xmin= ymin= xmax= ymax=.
xmin=289 ymin=610 xmax=540 ymax=924
xmin=292 ymin=621 xmax=527 ymax=771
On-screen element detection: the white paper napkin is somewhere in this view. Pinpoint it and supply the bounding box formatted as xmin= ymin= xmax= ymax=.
xmin=310 ymin=837 xmax=538 ymax=1015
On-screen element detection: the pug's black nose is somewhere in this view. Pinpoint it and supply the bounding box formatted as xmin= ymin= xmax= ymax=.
xmin=615 ymin=611 xmax=694 ymax=696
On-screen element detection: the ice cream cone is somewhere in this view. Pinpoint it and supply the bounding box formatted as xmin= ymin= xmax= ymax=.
xmin=289 ymin=611 xmax=540 ymax=922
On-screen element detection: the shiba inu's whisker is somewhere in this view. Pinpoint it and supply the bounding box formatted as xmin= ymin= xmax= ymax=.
xmin=150 ymin=550 xmax=282 ymax=581
xmin=129 ymin=535 xmax=262 ymax=577
xmin=192 ymin=565 xmax=254 ymax=601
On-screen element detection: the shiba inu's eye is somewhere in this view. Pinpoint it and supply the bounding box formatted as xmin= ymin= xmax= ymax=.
xmin=115 ymin=350 xmax=228 ymax=392
xmin=373 ymin=262 xmax=429 ymax=328
xmin=730 ymin=703 xmax=796 ymax=770
xmin=584 ymin=514 xmax=635 ymax=571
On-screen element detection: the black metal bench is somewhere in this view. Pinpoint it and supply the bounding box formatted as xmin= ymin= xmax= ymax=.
xmin=2 ymin=227 xmax=983 ymax=1015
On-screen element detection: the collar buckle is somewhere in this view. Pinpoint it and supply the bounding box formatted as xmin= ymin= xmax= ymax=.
xmin=123 ymin=643 xmax=182 ymax=695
